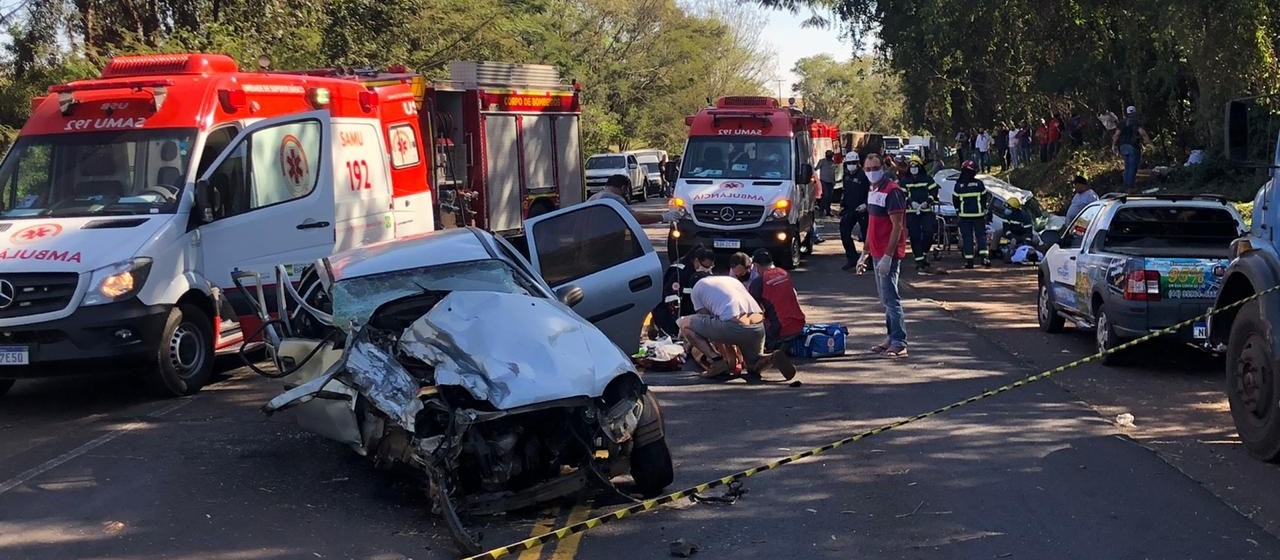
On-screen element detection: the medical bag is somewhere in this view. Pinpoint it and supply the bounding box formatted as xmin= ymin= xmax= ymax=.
xmin=788 ymin=323 xmax=848 ymax=358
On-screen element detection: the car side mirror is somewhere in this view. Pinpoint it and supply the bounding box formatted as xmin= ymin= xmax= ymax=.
xmin=797 ymin=163 xmax=814 ymax=184
xmin=194 ymin=178 xmax=215 ymax=223
xmin=628 ymin=162 xmax=639 ymax=170
xmin=555 ymin=284 xmax=585 ymax=308
xmin=1039 ymin=229 xmax=1061 ymax=248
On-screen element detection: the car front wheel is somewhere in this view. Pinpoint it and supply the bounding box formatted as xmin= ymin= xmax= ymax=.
xmin=0 ymin=379 xmax=13 ymax=397
xmin=1038 ymin=281 xmax=1065 ymax=333
xmin=630 ymin=391 xmax=674 ymax=497
xmin=1227 ymin=301 xmax=1280 ymax=462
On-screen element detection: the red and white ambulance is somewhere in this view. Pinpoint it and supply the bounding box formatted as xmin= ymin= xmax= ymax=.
xmin=667 ymin=96 xmax=819 ymax=269
xmin=0 ymin=53 xmax=441 ymax=396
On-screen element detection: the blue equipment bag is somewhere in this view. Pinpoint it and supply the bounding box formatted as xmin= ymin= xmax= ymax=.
xmin=788 ymin=323 xmax=848 ymax=358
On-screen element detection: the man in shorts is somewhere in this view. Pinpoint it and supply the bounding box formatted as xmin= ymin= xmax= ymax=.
xmin=678 ymin=274 xmax=775 ymax=379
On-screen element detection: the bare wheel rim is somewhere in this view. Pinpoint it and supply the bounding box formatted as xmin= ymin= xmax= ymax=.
xmin=1235 ymin=335 xmax=1274 ymax=422
xmin=790 ymin=235 xmax=800 ymax=264
xmin=169 ymin=321 xmax=207 ymax=378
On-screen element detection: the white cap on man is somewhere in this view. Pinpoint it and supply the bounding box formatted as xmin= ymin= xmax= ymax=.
xmin=845 ymin=151 xmax=859 ymax=161
xmin=1126 ymin=105 xmax=1137 ymax=115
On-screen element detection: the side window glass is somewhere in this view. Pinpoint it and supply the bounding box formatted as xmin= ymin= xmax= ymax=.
xmin=388 ymin=124 xmax=420 ymax=169
xmin=532 ymin=204 xmax=643 ymax=286
xmin=1061 ymin=205 xmax=1100 ymax=249
xmin=206 ymin=120 xmax=321 ymax=220
xmin=197 ymin=127 xmax=237 ymax=178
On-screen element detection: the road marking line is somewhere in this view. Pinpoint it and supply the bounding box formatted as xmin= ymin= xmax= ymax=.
xmin=0 ymin=399 xmax=192 ymax=496
xmin=551 ymin=500 xmax=593 ymax=559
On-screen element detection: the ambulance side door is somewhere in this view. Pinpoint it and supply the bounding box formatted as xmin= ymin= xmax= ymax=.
xmin=522 ymin=198 xmax=662 ymax=355
xmin=195 ymin=110 xmax=336 ymax=290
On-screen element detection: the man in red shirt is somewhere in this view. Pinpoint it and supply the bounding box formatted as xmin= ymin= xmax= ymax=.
xmin=863 ymin=153 xmax=908 ymax=357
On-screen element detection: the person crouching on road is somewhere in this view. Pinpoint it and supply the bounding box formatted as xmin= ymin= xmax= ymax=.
xmin=864 ymin=153 xmax=909 ymax=358
xmin=746 ymin=248 xmax=801 ymax=380
xmin=901 ymin=156 xmax=940 ymax=273
xmin=951 ymin=161 xmax=993 ymax=269
xmin=839 ymin=151 xmax=871 ymax=272
xmin=650 ymin=245 xmax=715 ymax=338
xmin=678 ymin=275 xmax=781 ymax=380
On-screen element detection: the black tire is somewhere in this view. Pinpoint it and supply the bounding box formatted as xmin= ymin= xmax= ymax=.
xmin=1095 ymin=307 xmax=1127 ymax=366
xmin=636 ymin=180 xmax=648 ymax=202
xmin=0 ymin=379 xmax=13 ymax=397
xmin=630 ymin=391 xmax=674 ymax=497
xmin=1226 ymin=301 xmax=1280 ymax=462
xmin=800 ymin=225 xmax=814 ymax=255
xmin=1037 ymin=280 xmax=1065 ymax=333
xmin=145 ymin=304 xmax=215 ymax=397
xmin=776 ymin=231 xmax=801 ymax=270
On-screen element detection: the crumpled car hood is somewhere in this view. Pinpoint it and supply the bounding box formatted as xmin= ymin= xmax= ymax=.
xmin=399 ymin=291 xmax=635 ymax=410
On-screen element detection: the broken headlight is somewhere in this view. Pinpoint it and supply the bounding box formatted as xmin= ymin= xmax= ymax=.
xmin=601 ymin=397 xmax=644 ymax=444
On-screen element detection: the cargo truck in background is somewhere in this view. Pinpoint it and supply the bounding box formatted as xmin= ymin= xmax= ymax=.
xmin=667 ymin=96 xmax=821 ymax=269
xmin=1208 ymin=95 xmax=1280 ymax=462
xmin=0 ymin=54 xmax=584 ymax=398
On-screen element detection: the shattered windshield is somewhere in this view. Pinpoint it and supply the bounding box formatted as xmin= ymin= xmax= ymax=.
xmin=0 ymin=128 xmax=197 ymax=218
xmin=680 ymin=137 xmax=789 ymax=179
xmin=331 ymin=259 xmax=542 ymax=331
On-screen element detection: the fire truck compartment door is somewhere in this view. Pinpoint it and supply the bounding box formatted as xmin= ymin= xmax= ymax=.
xmin=484 ymin=115 xmax=521 ymax=233
xmin=555 ymin=115 xmax=585 ymax=207
xmin=195 ymin=110 xmax=336 ymax=293
xmin=522 ymin=198 xmax=662 ymax=356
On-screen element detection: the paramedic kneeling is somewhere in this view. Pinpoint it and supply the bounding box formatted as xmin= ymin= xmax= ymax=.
xmin=678 ymin=275 xmax=772 ymax=380
xmin=747 ymin=248 xmax=802 ymax=381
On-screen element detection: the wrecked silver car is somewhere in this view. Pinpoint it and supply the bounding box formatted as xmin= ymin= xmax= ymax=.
xmin=237 ymin=200 xmax=671 ymax=555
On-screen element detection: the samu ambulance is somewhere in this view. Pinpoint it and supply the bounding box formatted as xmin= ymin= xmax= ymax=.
xmin=0 ymin=53 xmax=436 ymax=397
xmin=667 ymin=96 xmax=820 ymax=269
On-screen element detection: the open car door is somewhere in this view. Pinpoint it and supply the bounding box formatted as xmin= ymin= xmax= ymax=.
xmin=522 ymin=198 xmax=662 ymax=355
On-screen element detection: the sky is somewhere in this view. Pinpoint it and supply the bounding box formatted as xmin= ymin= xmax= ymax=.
xmin=757 ymin=7 xmax=857 ymax=99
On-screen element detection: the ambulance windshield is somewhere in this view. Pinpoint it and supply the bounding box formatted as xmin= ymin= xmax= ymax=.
xmin=0 ymin=128 xmax=197 ymax=219
xmin=681 ymin=137 xmax=789 ymax=180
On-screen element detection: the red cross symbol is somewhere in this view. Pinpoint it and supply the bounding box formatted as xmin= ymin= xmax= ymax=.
xmin=285 ymin=148 xmax=304 ymax=184
xmin=396 ymin=135 xmax=409 ymax=157
xmin=11 ymin=223 xmax=62 ymax=244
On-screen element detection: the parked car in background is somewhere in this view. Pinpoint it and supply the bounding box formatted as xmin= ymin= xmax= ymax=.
xmin=1036 ymin=193 xmax=1244 ymax=365
xmin=631 ymin=149 xmax=669 ymax=197
xmin=585 ymin=152 xmax=648 ymax=202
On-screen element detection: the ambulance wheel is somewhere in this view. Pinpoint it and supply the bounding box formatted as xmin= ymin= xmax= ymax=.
xmin=777 ymin=232 xmax=801 ymax=270
xmin=1227 ymin=301 xmax=1280 ymax=462
xmin=146 ymin=304 xmax=215 ymax=397
xmin=0 ymin=379 xmax=12 ymax=397
xmin=800 ymin=226 xmax=814 ymax=255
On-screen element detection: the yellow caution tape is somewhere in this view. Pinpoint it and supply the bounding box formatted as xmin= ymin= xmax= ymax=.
xmin=463 ymin=285 xmax=1280 ymax=560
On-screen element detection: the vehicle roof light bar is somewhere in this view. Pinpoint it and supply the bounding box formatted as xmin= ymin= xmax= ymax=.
xmin=49 ymin=79 xmax=174 ymax=116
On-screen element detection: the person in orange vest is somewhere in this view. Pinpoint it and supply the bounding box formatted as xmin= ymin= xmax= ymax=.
xmin=746 ymin=248 xmax=801 ymax=380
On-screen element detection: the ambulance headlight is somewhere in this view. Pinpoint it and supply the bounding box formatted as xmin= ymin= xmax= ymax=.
xmin=669 ymin=197 xmax=688 ymax=219
xmin=82 ymin=257 xmax=153 ymax=306
xmin=769 ymin=199 xmax=791 ymax=220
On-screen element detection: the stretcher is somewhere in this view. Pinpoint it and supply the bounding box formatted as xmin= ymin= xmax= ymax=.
xmin=932 ymin=203 xmax=960 ymax=259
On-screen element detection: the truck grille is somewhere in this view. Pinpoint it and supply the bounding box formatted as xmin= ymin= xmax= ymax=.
xmin=693 ymin=204 xmax=765 ymax=225
xmin=0 ymin=272 xmax=79 ymax=319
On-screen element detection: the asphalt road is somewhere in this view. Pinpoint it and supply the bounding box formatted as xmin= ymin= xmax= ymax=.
xmin=1 ymin=201 xmax=1278 ymax=560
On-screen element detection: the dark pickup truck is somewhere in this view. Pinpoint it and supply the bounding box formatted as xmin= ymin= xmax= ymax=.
xmin=1036 ymin=193 xmax=1246 ymax=364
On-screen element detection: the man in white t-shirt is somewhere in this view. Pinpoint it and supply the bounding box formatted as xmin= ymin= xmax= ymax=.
xmin=678 ymin=275 xmax=775 ymax=379
xmin=1007 ymin=129 xmax=1021 ymax=169
xmin=974 ymin=130 xmax=993 ymax=172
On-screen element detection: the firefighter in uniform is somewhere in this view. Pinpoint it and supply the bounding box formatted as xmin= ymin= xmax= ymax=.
xmin=901 ymin=155 xmax=939 ymax=272
xmin=990 ymin=196 xmax=1035 ymax=261
xmin=650 ymin=245 xmax=715 ymax=337
xmin=951 ymin=160 xmax=993 ymax=268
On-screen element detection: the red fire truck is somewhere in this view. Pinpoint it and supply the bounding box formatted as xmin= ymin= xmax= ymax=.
xmin=668 ymin=96 xmax=820 ymax=269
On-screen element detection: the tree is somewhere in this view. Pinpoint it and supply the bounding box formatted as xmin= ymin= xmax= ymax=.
xmin=790 ymin=54 xmax=903 ymax=132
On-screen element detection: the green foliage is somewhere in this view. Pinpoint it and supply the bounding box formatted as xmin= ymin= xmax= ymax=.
xmin=0 ymin=0 xmax=769 ymax=160
xmin=790 ymin=54 xmax=903 ymax=132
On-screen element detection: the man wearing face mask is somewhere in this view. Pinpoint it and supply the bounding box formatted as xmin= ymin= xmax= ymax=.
xmin=951 ymin=160 xmax=993 ymax=269
xmin=839 ymin=151 xmax=870 ymax=271
xmin=901 ymin=155 xmax=940 ymax=272
xmin=864 ymin=153 xmax=909 ymax=357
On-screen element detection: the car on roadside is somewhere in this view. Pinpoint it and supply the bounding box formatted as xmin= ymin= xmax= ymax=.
xmin=932 ymin=168 xmax=1066 ymax=245
xmin=1036 ymin=193 xmax=1246 ymax=364
xmin=585 ymin=152 xmax=648 ymax=202
xmin=244 ymin=197 xmax=671 ymax=554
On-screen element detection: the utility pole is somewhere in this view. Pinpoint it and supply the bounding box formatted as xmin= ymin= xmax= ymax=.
xmin=771 ymin=79 xmax=784 ymax=103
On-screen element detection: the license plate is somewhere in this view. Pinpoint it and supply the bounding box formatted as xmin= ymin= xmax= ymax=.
xmin=0 ymin=346 xmax=29 ymax=365
xmin=713 ymin=238 xmax=741 ymax=249
xmin=1193 ymin=322 xmax=1207 ymax=339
